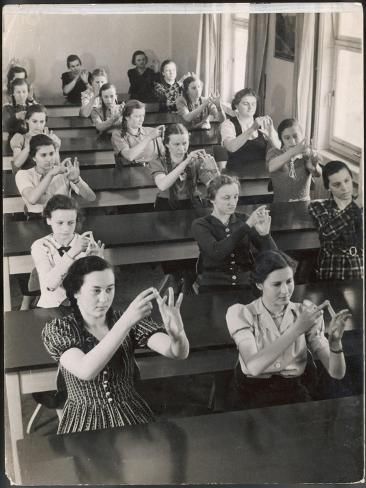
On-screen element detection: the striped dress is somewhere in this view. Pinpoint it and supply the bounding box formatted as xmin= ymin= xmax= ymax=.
xmin=42 ymin=311 xmax=165 ymax=434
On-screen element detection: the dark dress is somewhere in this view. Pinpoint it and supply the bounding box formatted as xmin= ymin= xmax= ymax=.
xmin=2 ymin=101 xmax=36 ymax=138
xmin=128 ymin=67 xmax=158 ymax=102
xmin=191 ymin=212 xmax=277 ymax=291
xmin=61 ymin=72 xmax=89 ymax=104
xmin=225 ymin=115 xmax=268 ymax=172
xmin=308 ymin=197 xmax=363 ymax=280
xmin=42 ymin=310 xmax=165 ymax=434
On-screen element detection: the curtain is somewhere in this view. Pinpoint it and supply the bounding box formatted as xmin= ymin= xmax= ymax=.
xmin=294 ymin=13 xmax=316 ymax=141
xmin=196 ymin=14 xmax=221 ymax=97
xmin=244 ymin=14 xmax=270 ymax=115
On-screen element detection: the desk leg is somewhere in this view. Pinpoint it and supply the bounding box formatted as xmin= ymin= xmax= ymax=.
xmin=3 ymin=257 xmax=11 ymax=312
xmin=5 ymin=373 xmax=23 ymax=484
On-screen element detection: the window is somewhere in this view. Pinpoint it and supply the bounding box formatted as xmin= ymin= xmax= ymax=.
xmin=220 ymin=12 xmax=249 ymax=106
xmin=329 ymin=13 xmax=363 ymax=162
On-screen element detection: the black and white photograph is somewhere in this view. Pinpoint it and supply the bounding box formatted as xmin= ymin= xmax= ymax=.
xmin=3 ymin=2 xmax=364 ymax=485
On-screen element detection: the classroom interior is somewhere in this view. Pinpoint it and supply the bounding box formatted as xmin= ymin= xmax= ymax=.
xmin=3 ymin=3 xmax=364 ymax=485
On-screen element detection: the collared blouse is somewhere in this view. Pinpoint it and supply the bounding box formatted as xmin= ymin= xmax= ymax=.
xmin=226 ymin=298 xmax=329 ymax=378
xmin=111 ymin=126 xmax=164 ymax=165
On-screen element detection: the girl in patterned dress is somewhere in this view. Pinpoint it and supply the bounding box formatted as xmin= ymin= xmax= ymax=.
xmin=266 ymin=118 xmax=322 ymax=202
xmin=153 ymin=60 xmax=193 ymax=113
xmin=308 ymin=161 xmax=363 ymax=280
xmin=42 ymin=256 xmax=189 ymax=433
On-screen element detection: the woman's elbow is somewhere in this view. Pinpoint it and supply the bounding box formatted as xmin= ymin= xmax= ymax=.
xmin=122 ymin=151 xmax=134 ymax=162
xmin=330 ymin=369 xmax=346 ymax=380
xmin=88 ymin=191 xmax=97 ymax=202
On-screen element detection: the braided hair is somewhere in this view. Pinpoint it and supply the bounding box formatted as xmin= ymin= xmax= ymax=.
xmin=99 ymin=83 xmax=117 ymax=122
xmin=163 ymin=124 xmax=196 ymax=209
xmin=120 ymin=99 xmax=145 ymax=136
xmin=181 ymin=76 xmax=202 ymax=112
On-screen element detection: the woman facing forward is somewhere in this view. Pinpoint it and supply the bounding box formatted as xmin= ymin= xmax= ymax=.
xmin=42 ymin=256 xmax=189 ymax=434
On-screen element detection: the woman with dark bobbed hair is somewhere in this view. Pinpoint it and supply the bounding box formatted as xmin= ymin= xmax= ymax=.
xmin=127 ymin=50 xmax=159 ymax=102
xmin=308 ymin=160 xmax=363 ymax=280
xmin=220 ymin=88 xmax=280 ymax=172
xmin=42 ymin=256 xmax=189 ymax=434
xmin=192 ymin=174 xmax=277 ymax=293
xmin=226 ymin=250 xmax=350 ymax=408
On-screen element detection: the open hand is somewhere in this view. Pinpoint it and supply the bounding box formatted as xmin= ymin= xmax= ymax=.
xmin=49 ymin=159 xmax=68 ymax=177
xmin=15 ymin=111 xmax=26 ymax=120
xmin=85 ymin=234 xmax=105 ymax=258
xmin=246 ymin=205 xmax=268 ymax=228
xmin=80 ymin=69 xmax=89 ymax=84
xmin=154 ymin=288 xmax=184 ymax=340
xmin=328 ymin=308 xmax=351 ymax=349
xmin=121 ymin=288 xmax=156 ymax=327
xmin=64 ymin=157 xmax=80 ymax=182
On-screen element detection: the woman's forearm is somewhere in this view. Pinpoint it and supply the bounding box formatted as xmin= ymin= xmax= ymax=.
xmin=63 ymin=77 xmax=78 ymax=95
xmin=122 ymin=137 xmax=152 ymax=162
xmin=13 ymin=146 xmax=30 ymax=169
xmin=268 ymin=150 xmax=293 ymax=173
xmin=169 ymin=331 xmax=189 ymax=359
xmin=223 ymin=127 xmax=256 ymax=153
xmin=79 ymin=96 xmax=96 ymax=118
xmin=155 ymin=160 xmax=188 ymax=191
xmin=73 ymin=179 xmax=96 ymax=201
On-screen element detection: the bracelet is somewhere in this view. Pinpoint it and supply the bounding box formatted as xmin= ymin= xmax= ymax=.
xmin=330 ymin=348 xmax=343 ymax=354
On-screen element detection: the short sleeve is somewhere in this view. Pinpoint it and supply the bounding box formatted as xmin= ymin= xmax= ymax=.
xmin=220 ymin=119 xmax=236 ymax=145
xmin=61 ymin=72 xmax=69 ymax=87
xmin=266 ymin=146 xmax=282 ymax=166
xmin=111 ymin=129 xmax=128 ymax=156
xmin=15 ymin=169 xmax=32 ymax=195
xmin=148 ymin=157 xmax=167 ymax=178
xmin=10 ymin=133 xmax=25 ymax=152
xmin=226 ymin=303 xmax=255 ymax=347
xmin=305 ymin=318 xmax=329 ymax=358
xmin=132 ymin=317 xmax=165 ymax=349
xmin=42 ymin=316 xmax=82 ymax=362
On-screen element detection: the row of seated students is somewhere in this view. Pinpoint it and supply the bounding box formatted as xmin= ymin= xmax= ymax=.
xmin=3 ymin=60 xmax=363 ymax=435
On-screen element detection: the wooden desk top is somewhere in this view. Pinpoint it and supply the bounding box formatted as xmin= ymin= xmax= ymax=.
xmin=4 ymin=280 xmax=363 ymax=373
xmin=4 ymin=160 xmax=269 ymax=197
xmin=2 ymin=127 xmax=220 ymax=157
xmin=17 ymin=396 xmax=363 ymax=484
xmin=4 ymin=202 xmax=317 ymax=256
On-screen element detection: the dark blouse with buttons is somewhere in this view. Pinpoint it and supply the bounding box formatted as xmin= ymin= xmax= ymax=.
xmin=42 ymin=310 xmax=165 ymax=434
xmin=191 ymin=212 xmax=277 ymax=288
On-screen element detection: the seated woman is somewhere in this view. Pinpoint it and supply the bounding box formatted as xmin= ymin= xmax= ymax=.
xmin=10 ymin=104 xmax=61 ymax=170
xmin=15 ymin=134 xmax=96 ymax=217
xmin=308 ymin=160 xmax=363 ymax=280
xmin=226 ymin=249 xmax=350 ymax=409
xmin=42 ymin=255 xmax=189 ymax=433
xmin=2 ymin=78 xmax=37 ymax=138
xmin=176 ymin=75 xmax=225 ymax=130
xmin=5 ymin=64 xmax=36 ymax=104
xmin=61 ymin=54 xmax=90 ymax=105
xmin=149 ymin=123 xmax=220 ymax=210
xmin=31 ymin=195 xmax=104 ymax=308
xmin=90 ymin=83 xmax=124 ymax=135
xmin=153 ymin=60 xmax=192 ymax=112
xmin=127 ymin=50 xmax=159 ymax=102
xmin=191 ymin=174 xmax=277 ymax=293
xmin=266 ymin=118 xmax=322 ymax=202
xmin=111 ymin=99 xmax=165 ymax=165
xmin=220 ymin=88 xmax=280 ymax=172
xmin=79 ymin=68 xmax=108 ymax=118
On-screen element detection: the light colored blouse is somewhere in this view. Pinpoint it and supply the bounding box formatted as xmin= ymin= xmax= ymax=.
xmin=226 ymin=298 xmax=329 ymax=378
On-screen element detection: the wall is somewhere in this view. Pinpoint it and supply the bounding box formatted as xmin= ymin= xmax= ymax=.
xmin=264 ymin=13 xmax=295 ymax=126
xmin=2 ymin=12 xmax=174 ymax=96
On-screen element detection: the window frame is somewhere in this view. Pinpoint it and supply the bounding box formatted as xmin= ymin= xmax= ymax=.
xmin=328 ymin=13 xmax=362 ymax=163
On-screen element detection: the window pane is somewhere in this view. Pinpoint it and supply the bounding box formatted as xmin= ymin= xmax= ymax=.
xmin=232 ymin=26 xmax=248 ymax=94
xmin=338 ymin=12 xmax=363 ymax=39
xmin=333 ymin=48 xmax=363 ymax=149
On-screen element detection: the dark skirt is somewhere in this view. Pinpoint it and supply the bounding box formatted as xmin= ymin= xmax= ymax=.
xmin=154 ymin=197 xmax=195 ymax=211
xmin=233 ymin=362 xmax=312 ymax=409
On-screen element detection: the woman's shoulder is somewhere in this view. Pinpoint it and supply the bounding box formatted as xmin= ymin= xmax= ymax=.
xmin=31 ymin=233 xmax=53 ymax=250
xmin=226 ymin=300 xmax=259 ymax=325
xmin=43 ymin=313 xmax=80 ymax=337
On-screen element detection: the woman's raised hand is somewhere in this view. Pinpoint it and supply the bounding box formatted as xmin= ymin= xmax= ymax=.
xmin=257 ymin=116 xmax=275 ymax=138
xmin=28 ymin=84 xmax=34 ymax=101
xmin=64 ymin=157 xmax=81 ymax=182
xmin=328 ymin=308 xmax=351 ymax=349
xmin=154 ymin=288 xmax=185 ymax=340
xmin=15 ymin=111 xmax=26 ymax=120
xmin=80 ymin=69 xmax=89 ymax=84
xmin=49 ymin=159 xmax=68 ymax=177
xmin=295 ymin=300 xmax=327 ymax=335
xmin=121 ymin=288 xmax=156 ymax=327
xmin=209 ymin=91 xmax=222 ymax=107
xmin=44 ymin=128 xmax=61 ymax=149
xmin=253 ymin=208 xmax=271 ymax=236
xmin=246 ymin=205 xmax=268 ymax=228
xmin=149 ymin=125 xmax=165 ymax=140
xmin=69 ymin=231 xmax=93 ymax=258
xmin=199 ymin=152 xmax=220 ymax=174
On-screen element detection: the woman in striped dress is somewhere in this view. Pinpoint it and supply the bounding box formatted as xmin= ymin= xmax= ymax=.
xmin=42 ymin=256 xmax=189 ymax=434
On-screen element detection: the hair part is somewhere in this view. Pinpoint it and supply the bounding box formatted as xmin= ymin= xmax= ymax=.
xmin=25 ymin=104 xmax=48 ymax=121
xmin=90 ymin=68 xmax=107 ymax=81
xmin=121 ymin=99 xmax=145 ymax=135
xmin=231 ymin=88 xmax=258 ymax=112
xmin=44 ymin=194 xmax=79 ymax=219
xmin=29 ymin=134 xmax=56 ymax=158
xmin=67 ymin=54 xmax=82 ymax=68
xmin=207 ymin=174 xmax=240 ymax=201
xmin=7 ymin=66 xmax=28 ymax=93
xmin=322 ymin=160 xmax=353 ymax=190
xmin=250 ymin=250 xmax=297 ymax=295
xmin=132 ymin=50 xmax=148 ymax=65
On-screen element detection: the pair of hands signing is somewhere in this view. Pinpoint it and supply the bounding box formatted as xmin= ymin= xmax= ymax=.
xmin=48 ymin=157 xmax=80 ymax=182
xmin=25 ymin=127 xmax=61 ymax=149
xmin=184 ymin=149 xmax=219 ymax=174
xmin=295 ymin=299 xmax=351 ymax=348
xmin=69 ymin=231 xmax=105 ymax=259
xmin=122 ymin=287 xmax=185 ymax=340
xmin=246 ymin=205 xmax=271 ymax=235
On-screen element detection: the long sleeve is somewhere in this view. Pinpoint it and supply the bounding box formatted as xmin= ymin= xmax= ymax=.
xmin=192 ymin=217 xmax=252 ymax=261
xmin=248 ymin=227 xmax=278 ymax=253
